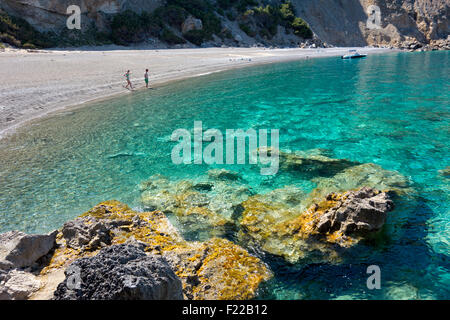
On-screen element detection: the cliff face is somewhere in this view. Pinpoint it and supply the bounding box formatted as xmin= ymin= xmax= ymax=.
xmin=292 ymin=0 xmax=449 ymax=47
xmin=0 ymin=0 xmax=162 ymax=32
xmin=0 ymin=0 xmax=448 ymax=48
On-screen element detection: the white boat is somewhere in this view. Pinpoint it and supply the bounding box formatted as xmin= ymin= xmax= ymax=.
xmin=341 ymin=50 xmax=367 ymax=59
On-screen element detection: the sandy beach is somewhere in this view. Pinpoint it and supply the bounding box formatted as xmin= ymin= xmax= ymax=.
xmin=0 ymin=46 xmax=393 ymax=138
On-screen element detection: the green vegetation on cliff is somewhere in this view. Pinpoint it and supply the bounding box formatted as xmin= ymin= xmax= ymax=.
xmin=0 ymin=9 xmax=55 ymax=48
xmin=237 ymin=1 xmax=313 ymax=40
xmin=0 ymin=0 xmax=313 ymax=48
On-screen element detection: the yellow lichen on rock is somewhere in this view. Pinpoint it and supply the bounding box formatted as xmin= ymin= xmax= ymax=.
xmin=239 ymin=187 xmax=394 ymax=263
xmin=239 ymin=195 xmax=340 ymax=264
xmin=37 ymin=200 xmax=272 ymax=300
xmin=81 ymin=200 xmax=135 ymax=220
xmin=162 ymin=237 xmax=272 ymax=300
xmin=196 ymin=238 xmax=272 ymax=300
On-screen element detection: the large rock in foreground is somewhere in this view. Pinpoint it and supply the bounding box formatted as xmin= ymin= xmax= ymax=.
xmin=40 ymin=201 xmax=271 ymax=300
xmin=0 ymin=230 xmax=57 ymax=271
xmin=54 ymin=244 xmax=183 ymax=300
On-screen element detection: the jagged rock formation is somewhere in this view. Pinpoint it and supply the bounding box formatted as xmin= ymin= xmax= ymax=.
xmin=312 ymin=187 xmax=394 ymax=236
xmin=37 ymin=201 xmax=272 ymax=300
xmin=239 ymin=187 xmax=395 ymax=263
xmin=0 ymin=0 xmax=163 ymax=32
xmin=0 ymin=230 xmax=57 ymax=270
xmin=292 ymin=0 xmax=449 ymax=49
xmin=61 ymin=216 xmax=112 ymax=251
xmin=0 ymin=269 xmax=42 ymax=300
xmin=0 ymin=149 xmax=417 ymax=299
xmin=54 ymin=244 xmax=183 ymax=300
xmin=0 ymin=230 xmax=57 ymax=300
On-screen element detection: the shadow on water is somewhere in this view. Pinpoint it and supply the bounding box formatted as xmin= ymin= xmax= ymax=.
xmin=253 ymin=194 xmax=449 ymax=300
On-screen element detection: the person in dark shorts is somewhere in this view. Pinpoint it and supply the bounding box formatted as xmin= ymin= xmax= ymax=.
xmin=144 ymin=69 xmax=149 ymax=88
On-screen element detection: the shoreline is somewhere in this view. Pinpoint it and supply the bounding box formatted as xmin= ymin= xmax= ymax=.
xmin=0 ymin=46 xmax=394 ymax=139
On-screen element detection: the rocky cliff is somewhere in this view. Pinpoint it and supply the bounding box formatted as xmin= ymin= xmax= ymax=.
xmin=292 ymin=0 xmax=449 ymax=49
xmin=0 ymin=0 xmax=163 ymax=32
xmin=0 ymin=0 xmax=448 ymax=49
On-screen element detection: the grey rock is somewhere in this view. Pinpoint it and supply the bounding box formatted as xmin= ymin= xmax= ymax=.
xmin=182 ymin=15 xmax=203 ymax=34
xmin=0 ymin=269 xmax=41 ymax=300
xmin=61 ymin=216 xmax=112 ymax=251
xmin=0 ymin=230 xmax=57 ymax=270
xmin=315 ymin=187 xmax=394 ymax=236
xmin=54 ymin=244 xmax=184 ymax=300
xmin=0 ymin=0 xmax=163 ymax=32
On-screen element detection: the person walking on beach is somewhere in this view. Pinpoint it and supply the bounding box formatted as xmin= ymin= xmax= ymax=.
xmin=124 ymin=70 xmax=133 ymax=90
xmin=144 ymin=69 xmax=149 ymax=88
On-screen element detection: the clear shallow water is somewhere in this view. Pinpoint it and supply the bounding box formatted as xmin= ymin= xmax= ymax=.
xmin=0 ymin=51 xmax=449 ymax=299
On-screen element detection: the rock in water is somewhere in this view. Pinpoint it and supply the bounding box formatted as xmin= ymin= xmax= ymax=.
xmin=314 ymin=187 xmax=394 ymax=236
xmin=256 ymin=147 xmax=359 ymax=176
xmin=310 ymin=162 xmax=413 ymax=197
xmin=0 ymin=230 xmax=57 ymax=270
xmin=54 ymin=244 xmax=183 ymax=300
xmin=139 ymin=173 xmax=251 ymax=239
xmin=239 ymin=187 xmax=395 ymax=263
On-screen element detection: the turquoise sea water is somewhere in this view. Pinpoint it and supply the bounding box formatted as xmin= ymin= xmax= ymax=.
xmin=0 ymin=51 xmax=449 ymax=299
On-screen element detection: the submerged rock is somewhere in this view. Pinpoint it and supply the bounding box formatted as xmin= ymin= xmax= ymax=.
xmin=139 ymin=173 xmax=252 ymax=239
xmin=0 ymin=230 xmax=57 ymax=270
xmin=239 ymin=187 xmax=395 ymax=263
xmin=207 ymin=169 xmax=241 ymax=181
xmin=257 ymin=147 xmax=359 ymax=176
xmin=54 ymin=244 xmax=183 ymax=300
xmin=310 ymin=163 xmax=413 ymax=199
xmin=39 ymin=201 xmax=271 ymax=300
xmin=438 ymin=166 xmax=450 ymax=177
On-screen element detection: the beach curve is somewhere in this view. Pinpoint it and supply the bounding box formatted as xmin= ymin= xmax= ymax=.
xmin=0 ymin=46 xmax=393 ymax=139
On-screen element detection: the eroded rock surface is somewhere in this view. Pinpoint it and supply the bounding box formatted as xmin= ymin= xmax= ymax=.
xmin=313 ymin=187 xmax=394 ymax=236
xmin=39 ymin=201 xmax=271 ymax=300
xmin=239 ymin=187 xmax=395 ymax=263
xmin=54 ymin=244 xmax=183 ymax=300
xmin=182 ymin=16 xmax=203 ymax=34
xmin=61 ymin=216 xmax=112 ymax=251
xmin=0 ymin=230 xmax=57 ymax=270
xmin=0 ymin=269 xmax=41 ymax=300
